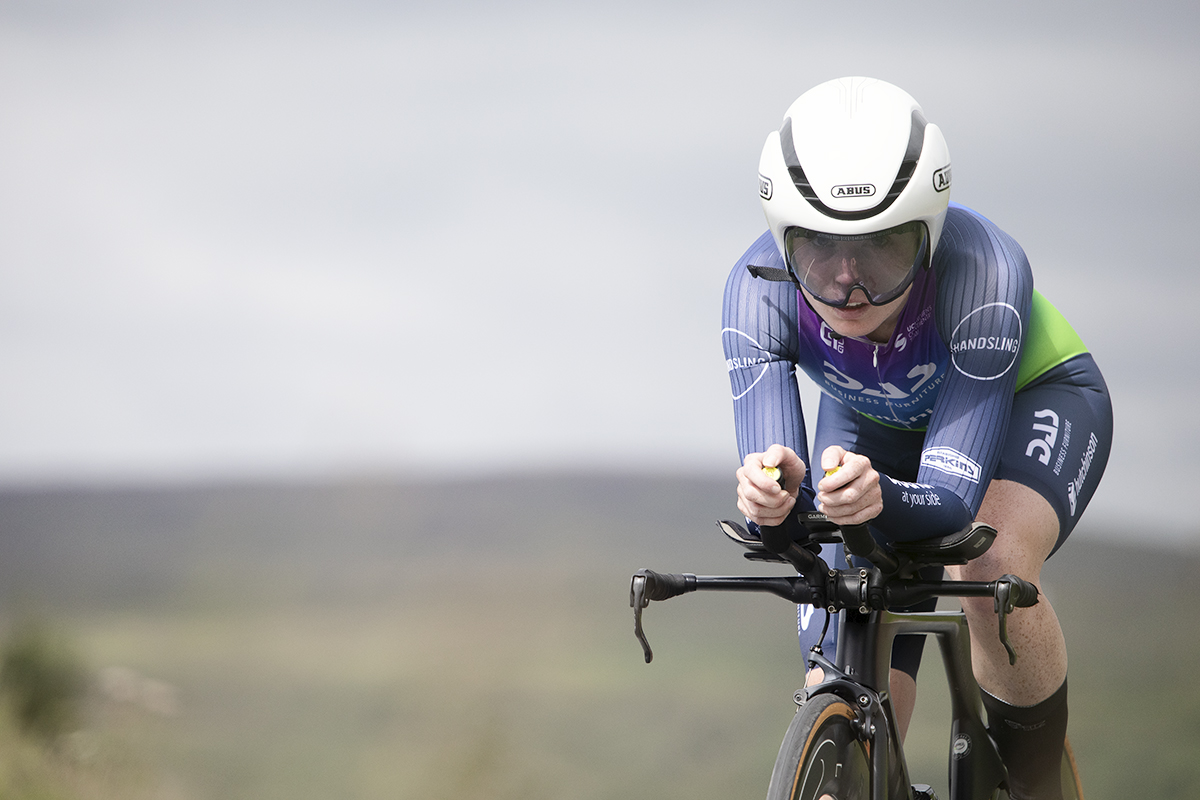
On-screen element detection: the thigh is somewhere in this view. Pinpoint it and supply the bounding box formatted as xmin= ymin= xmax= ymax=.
xmin=965 ymin=479 xmax=1060 ymax=582
xmin=993 ymin=355 xmax=1113 ymax=556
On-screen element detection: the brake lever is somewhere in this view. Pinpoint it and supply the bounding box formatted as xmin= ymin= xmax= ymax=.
xmin=994 ymin=580 xmax=1018 ymax=665
xmin=630 ymin=573 xmax=654 ymax=663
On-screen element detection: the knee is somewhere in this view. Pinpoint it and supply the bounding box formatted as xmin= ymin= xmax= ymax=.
xmin=958 ymin=592 xmax=998 ymax=625
xmin=949 ymin=547 xmax=1038 ymax=624
xmin=950 ymin=518 xmax=1048 ymax=588
xmin=974 ymin=480 xmax=1060 ymax=571
xmin=951 ymin=546 xmax=1031 ymax=584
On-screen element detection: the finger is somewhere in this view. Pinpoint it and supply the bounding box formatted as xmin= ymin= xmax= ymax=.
xmin=817 ymin=482 xmax=850 ymax=511
xmin=821 ymin=504 xmax=880 ymax=527
xmin=820 ymin=445 xmax=847 ymax=474
xmin=739 ymin=459 xmax=796 ymax=511
xmin=742 ymin=453 xmax=775 ymax=486
xmin=818 ymin=486 xmax=866 ymax=514
xmin=761 ymin=446 xmax=807 ymax=494
xmin=819 ymin=450 xmax=868 ymax=492
xmin=817 ymin=486 xmax=877 ymax=521
xmin=746 ymin=452 xmax=802 ymax=497
xmin=737 ymin=469 xmax=786 ymax=511
xmin=761 ymin=443 xmax=791 ymax=469
xmin=738 ymin=492 xmax=792 ymax=526
xmin=826 ymin=460 xmax=876 ymax=500
xmin=739 ymin=461 xmax=781 ymax=497
xmin=818 ymin=468 xmax=881 ymax=523
xmin=760 ymin=492 xmax=796 ymax=525
xmin=818 ymin=464 xmax=854 ymax=493
xmin=762 ymin=465 xmax=786 ymax=491
xmin=818 ymin=465 xmax=843 ymax=493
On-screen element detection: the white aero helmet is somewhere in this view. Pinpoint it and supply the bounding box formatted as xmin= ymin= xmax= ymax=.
xmin=758 ymin=77 xmax=952 ymax=307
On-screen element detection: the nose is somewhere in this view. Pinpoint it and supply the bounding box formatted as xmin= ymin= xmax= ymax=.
xmin=830 ymin=250 xmax=872 ymax=304
xmin=832 ymin=254 xmax=860 ymax=287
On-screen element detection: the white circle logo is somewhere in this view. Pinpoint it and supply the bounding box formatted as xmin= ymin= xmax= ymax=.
xmin=722 ymin=327 xmax=770 ymax=400
xmin=948 ymin=302 xmax=1023 ymax=381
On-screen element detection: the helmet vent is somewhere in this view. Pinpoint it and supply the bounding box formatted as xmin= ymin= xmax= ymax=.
xmin=780 ymin=110 xmax=927 ymax=222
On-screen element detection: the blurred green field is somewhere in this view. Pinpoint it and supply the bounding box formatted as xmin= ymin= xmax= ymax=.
xmin=0 ymin=476 xmax=1196 ymax=799
xmin=54 ymin=560 xmax=801 ymax=799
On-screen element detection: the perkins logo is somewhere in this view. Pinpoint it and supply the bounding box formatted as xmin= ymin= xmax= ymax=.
xmin=921 ymin=447 xmax=982 ymax=484
xmin=933 ymin=164 xmax=952 ymax=192
xmin=759 ymin=175 xmax=773 ymax=200
xmin=832 ymin=184 xmax=875 ymax=198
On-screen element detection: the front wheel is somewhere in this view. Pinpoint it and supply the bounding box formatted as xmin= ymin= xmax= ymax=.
xmin=1060 ymin=736 xmax=1084 ymax=800
xmin=992 ymin=736 xmax=1084 ymax=800
xmin=766 ymin=694 xmax=871 ymax=800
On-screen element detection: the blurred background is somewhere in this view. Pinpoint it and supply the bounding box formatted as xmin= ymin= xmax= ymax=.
xmin=0 ymin=0 xmax=1196 ymax=797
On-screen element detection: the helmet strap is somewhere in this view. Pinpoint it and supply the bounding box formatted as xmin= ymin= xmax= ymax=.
xmin=746 ymin=263 xmax=801 ymax=288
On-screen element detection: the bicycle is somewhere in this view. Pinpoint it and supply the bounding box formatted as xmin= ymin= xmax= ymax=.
xmin=629 ymin=509 xmax=1084 ymax=800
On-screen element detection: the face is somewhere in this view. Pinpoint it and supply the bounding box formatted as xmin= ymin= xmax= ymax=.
xmin=784 ymin=222 xmax=926 ymax=309
xmin=800 ymin=282 xmax=912 ymax=343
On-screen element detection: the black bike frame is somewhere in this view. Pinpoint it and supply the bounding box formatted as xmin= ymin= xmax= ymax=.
xmin=820 ymin=607 xmax=1007 ymax=800
xmin=631 ymin=519 xmax=1038 ymax=800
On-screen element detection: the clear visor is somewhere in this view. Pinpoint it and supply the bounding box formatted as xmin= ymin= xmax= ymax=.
xmin=784 ymin=221 xmax=929 ymax=308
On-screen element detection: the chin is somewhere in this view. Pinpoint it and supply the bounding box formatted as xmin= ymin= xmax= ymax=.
xmin=827 ymin=314 xmax=878 ymax=336
xmin=803 ymin=286 xmax=908 ymax=342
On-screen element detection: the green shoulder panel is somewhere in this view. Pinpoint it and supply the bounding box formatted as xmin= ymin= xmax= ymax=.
xmin=1016 ymin=290 xmax=1089 ymax=390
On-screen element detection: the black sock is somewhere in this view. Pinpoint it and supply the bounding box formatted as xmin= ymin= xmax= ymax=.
xmin=980 ymin=679 xmax=1069 ymax=800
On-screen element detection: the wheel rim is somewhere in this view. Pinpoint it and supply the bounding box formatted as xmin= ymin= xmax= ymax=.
xmin=792 ymin=705 xmax=870 ymax=800
xmin=1062 ymin=736 xmax=1084 ymax=800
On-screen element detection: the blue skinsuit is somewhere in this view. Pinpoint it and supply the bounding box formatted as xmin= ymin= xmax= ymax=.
xmin=722 ymin=203 xmax=1113 ymax=668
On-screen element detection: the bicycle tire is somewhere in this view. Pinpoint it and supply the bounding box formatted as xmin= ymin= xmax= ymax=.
xmin=766 ymin=693 xmax=871 ymax=800
xmin=992 ymin=737 xmax=1084 ymax=800
xmin=1060 ymin=736 xmax=1084 ymax=800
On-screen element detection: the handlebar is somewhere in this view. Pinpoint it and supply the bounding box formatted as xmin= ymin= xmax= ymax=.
xmin=631 ymin=570 xmax=802 ymax=663
xmin=629 ymin=520 xmax=1039 ymax=665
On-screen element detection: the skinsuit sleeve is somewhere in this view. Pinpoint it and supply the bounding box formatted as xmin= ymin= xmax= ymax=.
xmin=721 ymin=231 xmax=818 ymax=512
xmin=873 ymin=207 xmax=1034 ymax=537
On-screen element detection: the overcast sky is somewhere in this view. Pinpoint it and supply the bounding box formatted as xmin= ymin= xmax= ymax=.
xmin=1 ymin=0 xmax=1197 ymax=540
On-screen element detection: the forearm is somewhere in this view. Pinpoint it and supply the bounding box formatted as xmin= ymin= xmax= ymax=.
xmin=874 ymin=474 xmax=973 ymax=542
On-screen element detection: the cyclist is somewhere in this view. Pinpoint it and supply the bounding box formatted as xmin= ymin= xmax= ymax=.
xmin=723 ymin=77 xmax=1112 ymax=800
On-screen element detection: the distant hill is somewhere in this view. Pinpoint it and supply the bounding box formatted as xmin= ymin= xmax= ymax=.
xmin=0 ymin=473 xmax=1193 ymax=608
xmin=0 ymin=474 xmax=747 ymax=606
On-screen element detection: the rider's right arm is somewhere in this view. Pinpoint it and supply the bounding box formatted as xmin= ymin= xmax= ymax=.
xmin=722 ymin=232 xmax=817 ymax=513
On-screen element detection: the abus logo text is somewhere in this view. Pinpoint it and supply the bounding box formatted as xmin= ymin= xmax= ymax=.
xmin=933 ymin=164 xmax=952 ymax=192
xmin=759 ymin=175 xmax=773 ymax=200
xmin=832 ymin=184 xmax=875 ymax=198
